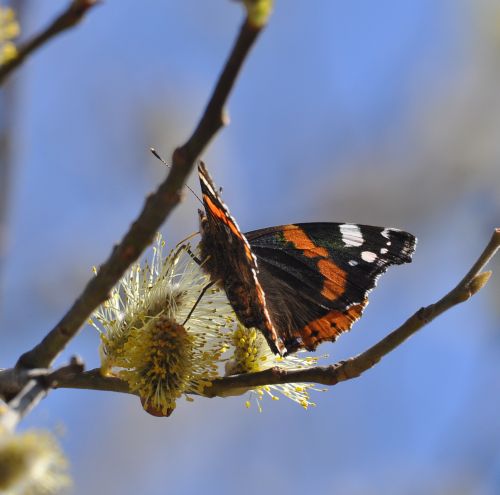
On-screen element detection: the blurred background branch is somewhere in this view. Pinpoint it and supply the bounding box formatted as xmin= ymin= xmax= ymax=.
xmin=0 ymin=0 xmax=98 ymax=86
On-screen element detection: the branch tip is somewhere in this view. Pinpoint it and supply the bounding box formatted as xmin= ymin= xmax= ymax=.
xmin=240 ymin=0 xmax=274 ymax=28
xmin=221 ymin=108 xmax=231 ymax=127
xmin=468 ymin=271 xmax=492 ymax=294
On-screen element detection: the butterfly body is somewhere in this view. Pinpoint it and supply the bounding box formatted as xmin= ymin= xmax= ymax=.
xmin=198 ymin=162 xmax=416 ymax=355
xmin=198 ymin=164 xmax=283 ymax=353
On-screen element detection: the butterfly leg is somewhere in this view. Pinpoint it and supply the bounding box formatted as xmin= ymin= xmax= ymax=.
xmin=182 ymin=280 xmax=216 ymax=325
xmin=172 ymin=241 xmax=204 ymax=266
xmin=184 ymin=245 xmax=203 ymax=266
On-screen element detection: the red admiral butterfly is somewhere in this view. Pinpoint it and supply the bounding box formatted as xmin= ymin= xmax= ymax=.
xmin=198 ymin=162 xmax=416 ymax=355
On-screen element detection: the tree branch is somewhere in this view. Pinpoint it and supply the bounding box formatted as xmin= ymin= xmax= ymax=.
xmin=0 ymin=0 xmax=99 ymax=86
xmin=50 ymin=229 xmax=500 ymax=399
xmin=204 ymin=228 xmax=500 ymax=396
xmin=16 ymin=17 xmax=264 ymax=370
xmin=53 ymin=368 xmax=130 ymax=394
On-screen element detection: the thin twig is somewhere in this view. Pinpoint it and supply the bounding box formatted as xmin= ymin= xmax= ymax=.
xmin=16 ymin=18 xmax=263 ymax=370
xmin=0 ymin=0 xmax=99 ymax=86
xmin=52 ymin=229 xmax=500 ymax=399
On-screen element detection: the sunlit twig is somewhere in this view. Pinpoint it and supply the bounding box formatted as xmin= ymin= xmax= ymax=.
xmin=50 ymin=229 xmax=500 ymax=398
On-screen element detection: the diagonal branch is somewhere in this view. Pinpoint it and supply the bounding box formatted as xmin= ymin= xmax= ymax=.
xmin=205 ymin=228 xmax=500 ymax=396
xmin=51 ymin=229 xmax=500 ymax=398
xmin=16 ymin=17 xmax=264 ymax=370
xmin=0 ymin=0 xmax=99 ymax=86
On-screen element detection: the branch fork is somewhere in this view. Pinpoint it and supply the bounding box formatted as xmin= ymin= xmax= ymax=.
xmin=0 ymin=357 xmax=84 ymax=431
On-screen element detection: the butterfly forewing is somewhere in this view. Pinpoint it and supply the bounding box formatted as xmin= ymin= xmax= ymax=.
xmin=246 ymin=223 xmax=416 ymax=350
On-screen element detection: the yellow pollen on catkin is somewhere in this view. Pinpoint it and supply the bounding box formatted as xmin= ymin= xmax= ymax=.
xmin=117 ymin=316 xmax=194 ymax=415
xmin=92 ymin=236 xmax=234 ymax=416
xmin=227 ymin=323 xmax=326 ymax=411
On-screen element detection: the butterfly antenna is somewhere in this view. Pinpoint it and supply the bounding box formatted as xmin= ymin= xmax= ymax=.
xmin=150 ymin=147 xmax=203 ymax=205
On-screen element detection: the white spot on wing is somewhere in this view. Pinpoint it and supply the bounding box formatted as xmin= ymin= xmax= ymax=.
xmin=199 ymin=168 xmax=218 ymax=197
xmin=361 ymin=251 xmax=377 ymax=263
xmin=380 ymin=248 xmax=388 ymax=254
xmin=339 ymin=224 xmax=364 ymax=247
xmin=348 ymin=260 xmax=358 ymax=266
xmin=202 ymin=179 xmax=217 ymax=197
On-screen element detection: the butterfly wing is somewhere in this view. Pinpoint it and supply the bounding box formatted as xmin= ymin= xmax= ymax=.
xmin=246 ymin=223 xmax=416 ymax=351
xmin=197 ymin=162 xmax=285 ymax=354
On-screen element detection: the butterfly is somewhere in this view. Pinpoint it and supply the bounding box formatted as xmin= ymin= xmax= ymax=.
xmin=197 ymin=162 xmax=416 ymax=355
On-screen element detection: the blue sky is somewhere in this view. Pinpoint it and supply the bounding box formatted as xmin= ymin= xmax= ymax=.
xmin=1 ymin=1 xmax=500 ymax=494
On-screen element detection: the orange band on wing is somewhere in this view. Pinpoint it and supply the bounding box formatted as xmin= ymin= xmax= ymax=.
xmin=203 ymin=195 xmax=242 ymax=238
xmin=282 ymin=226 xmax=346 ymax=301
xmin=300 ymin=300 xmax=367 ymax=350
xmin=317 ymin=258 xmax=346 ymax=300
xmin=203 ymin=194 xmax=254 ymax=262
xmin=283 ymin=226 xmax=329 ymax=258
